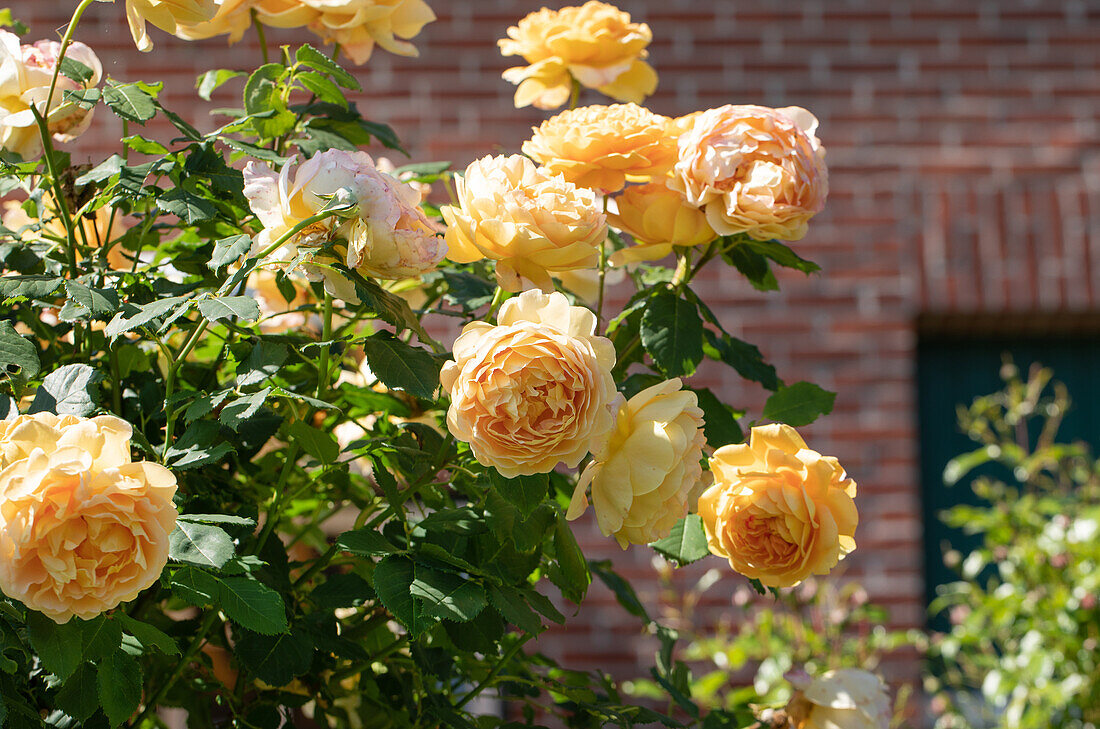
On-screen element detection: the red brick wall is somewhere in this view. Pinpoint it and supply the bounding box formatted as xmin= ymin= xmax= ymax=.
xmin=11 ymin=0 xmax=1100 ymax=697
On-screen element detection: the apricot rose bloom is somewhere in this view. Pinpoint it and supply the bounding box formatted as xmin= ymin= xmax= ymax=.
xmin=2 ymin=195 xmax=131 ymax=270
xmin=125 ymin=0 xmax=218 ymax=51
xmin=669 ymin=105 xmax=828 ymax=242
xmin=608 ymin=182 xmax=717 ymax=265
xmin=178 ymin=0 xmax=436 ymax=65
xmin=522 ymin=104 xmax=677 ymax=194
xmin=0 ymin=413 xmax=178 ymax=622
xmin=698 ymin=424 xmax=857 ymax=588
xmin=442 ymin=155 xmax=606 ymax=292
xmin=567 ymin=378 xmax=706 ymax=547
xmin=440 ymin=290 xmax=616 ymax=478
xmin=243 ymin=150 xmax=444 ymax=299
xmin=787 ymin=669 xmax=891 ymax=729
xmin=0 ymin=33 xmax=102 ymax=159
xmin=499 ymin=2 xmax=658 ymax=110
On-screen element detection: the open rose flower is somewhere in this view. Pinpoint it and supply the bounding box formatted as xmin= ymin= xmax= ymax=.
xmin=608 ymin=182 xmax=717 ymax=264
xmin=441 ymin=155 xmax=606 ymax=292
xmin=125 ymin=0 xmax=218 ymax=51
xmin=0 ymin=32 xmax=102 ymax=159
xmin=243 ymin=150 xmax=444 ymax=301
xmin=567 ymin=378 xmax=706 ymax=547
xmin=499 ymin=1 xmax=657 ymax=110
xmin=183 ymin=0 xmax=436 ymax=64
xmin=0 ymin=413 xmax=177 ymax=622
xmin=787 ymin=669 xmax=891 ymax=729
xmin=669 ymin=105 xmax=828 ymax=241
xmin=698 ymin=424 xmax=857 ymax=588
xmin=440 ymin=290 xmax=616 ymax=477
xmin=522 ymin=104 xmax=677 ymax=194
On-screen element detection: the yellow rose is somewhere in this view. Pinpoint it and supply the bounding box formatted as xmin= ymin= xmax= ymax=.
xmin=439 ymin=290 xmax=616 ymax=478
xmin=669 ymin=105 xmax=828 ymax=241
xmin=698 ymin=424 xmax=857 ymax=588
xmin=522 ymin=103 xmax=677 ymax=194
xmin=126 ymin=0 xmax=218 ymax=51
xmin=608 ymin=182 xmax=717 ymax=265
xmin=174 ymin=0 xmax=253 ymax=42
xmin=3 ymin=195 xmax=131 ymax=270
xmin=0 ymin=413 xmax=133 ymax=472
xmin=787 ymin=669 xmax=892 ymax=729
xmin=0 ymin=32 xmax=103 ymax=159
xmin=441 ymin=155 xmax=606 ymax=292
xmin=250 ymin=268 xmax=316 ymax=334
xmin=0 ymin=413 xmax=177 ymax=622
xmin=567 ymin=378 xmax=706 ymax=547
xmin=499 ymin=1 xmax=657 ymax=110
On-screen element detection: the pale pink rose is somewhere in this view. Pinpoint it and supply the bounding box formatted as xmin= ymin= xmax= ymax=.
xmin=669 ymin=105 xmax=828 ymax=241
xmin=787 ymin=669 xmax=892 ymax=729
xmin=440 ymin=290 xmax=617 ymax=477
xmin=243 ymin=150 xmax=444 ymax=300
xmin=0 ymin=32 xmax=102 ymax=159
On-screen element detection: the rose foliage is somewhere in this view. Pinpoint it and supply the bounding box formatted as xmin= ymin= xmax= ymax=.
xmin=0 ymin=2 xmax=880 ymax=727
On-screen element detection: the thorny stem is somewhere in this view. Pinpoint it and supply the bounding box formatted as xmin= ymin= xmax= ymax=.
xmin=454 ymin=634 xmax=534 ymax=709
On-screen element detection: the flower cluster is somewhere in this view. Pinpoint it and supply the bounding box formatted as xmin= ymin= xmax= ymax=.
xmin=134 ymin=0 xmax=436 ymax=63
xmin=0 ymin=31 xmax=102 ymax=159
xmin=0 ymin=414 xmax=178 ymax=622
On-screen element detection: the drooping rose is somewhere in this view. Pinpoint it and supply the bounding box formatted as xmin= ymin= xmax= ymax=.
xmin=608 ymin=181 xmax=717 ymax=264
xmin=499 ymin=1 xmax=657 ymax=110
xmin=698 ymin=424 xmax=857 ymax=588
xmin=0 ymin=32 xmax=102 ymax=159
xmin=243 ymin=150 xmax=444 ymax=301
xmin=669 ymin=105 xmax=828 ymax=241
xmin=125 ymin=0 xmax=218 ymax=51
xmin=567 ymin=378 xmax=706 ymax=547
xmin=0 ymin=412 xmax=177 ymax=623
xmin=440 ymin=290 xmax=616 ymax=477
xmin=787 ymin=669 xmax=892 ymax=729
xmin=522 ymin=103 xmax=677 ymax=193
xmin=441 ymin=155 xmax=606 ymax=292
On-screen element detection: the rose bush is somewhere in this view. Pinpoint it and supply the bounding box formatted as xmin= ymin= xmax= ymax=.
xmin=0 ymin=1 xmax=886 ymax=726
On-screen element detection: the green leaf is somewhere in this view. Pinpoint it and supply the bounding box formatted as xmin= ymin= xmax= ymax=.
xmin=295 ymin=44 xmax=361 ymax=90
xmin=0 ymin=320 xmax=39 ymax=383
xmin=520 ymin=588 xmax=565 ymax=625
xmin=29 ymin=364 xmax=103 ymax=416
xmin=442 ymin=270 xmax=494 ymax=310
xmin=650 ymin=515 xmax=711 ymax=566
xmin=216 ymin=577 xmax=288 ymax=635
xmin=551 ymin=514 xmax=589 ymax=603
xmin=56 ymin=663 xmax=98 ymax=721
xmin=209 ymin=234 xmax=252 ymax=270
xmin=360 ymin=120 xmax=406 ymax=153
xmin=372 ymin=555 xmax=422 ymax=636
xmin=703 ymin=330 xmax=780 ymax=391
xmin=488 ymin=585 xmax=542 ymax=634
xmin=64 ymin=280 xmax=119 ymax=316
xmin=590 ymin=561 xmax=649 ymax=621
xmin=105 ymin=295 xmax=190 ymax=339
xmin=115 ymin=614 xmax=179 ymax=656
xmin=692 ymin=387 xmax=743 ymax=448
xmin=165 ymin=420 xmax=236 ymax=469
xmin=724 ymin=244 xmax=778 ymax=291
xmin=79 ymin=615 xmax=123 ymax=662
xmin=743 ymin=239 xmax=820 ymax=274
xmin=296 ymin=71 xmax=347 ymax=108
xmin=58 ymin=57 xmax=93 ymax=84
xmin=0 ymin=274 xmax=63 ymax=300
xmin=243 ymin=63 xmax=296 ymax=139
xmin=102 ymin=82 xmax=157 ymax=123
xmin=411 ymin=565 xmax=488 ymax=623
xmin=762 ymin=381 xmax=837 ymax=427
xmin=490 ymin=470 xmax=548 ymax=518
xmin=26 ymin=612 xmax=83 ymax=679
xmin=178 ymin=513 xmax=256 ymax=527
xmin=237 ymin=342 xmax=287 ymax=387
xmin=98 ymin=651 xmax=141 ymax=727
xmin=311 ymin=572 xmax=372 ymax=610
xmin=198 ymin=296 xmax=260 ymax=323
xmin=219 ymin=387 xmax=272 ymax=430
xmin=360 ymin=332 xmax=441 ymax=399
xmin=336 ymin=527 xmax=398 ymax=557
xmin=168 ymin=521 xmax=235 ymax=569
xmin=640 ymin=290 xmax=704 ymax=378
xmin=196 ymin=69 xmax=245 ymax=101
xmin=157 ymin=188 xmax=217 ymax=224
xmin=286 ymin=420 xmax=338 ymax=465
xmin=121 ymin=134 xmax=168 ymax=155
xmin=235 ymin=629 xmax=313 ymax=687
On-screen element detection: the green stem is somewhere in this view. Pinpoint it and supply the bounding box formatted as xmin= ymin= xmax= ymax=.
xmin=254 ymin=442 xmax=301 ymax=552
xmin=454 ymin=634 xmax=533 ymax=709
xmin=131 ymin=610 xmax=219 ymax=727
xmin=317 ymin=291 xmax=334 ymax=400
xmin=596 ymin=196 xmax=610 ymax=327
xmin=161 ymin=319 xmax=210 ymax=456
xmin=251 ymin=9 xmax=269 ymax=65
xmin=568 ymin=77 xmax=581 ymax=110
xmin=486 ymin=286 xmax=508 ymax=321
xmin=43 ymin=0 xmax=98 ymax=142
